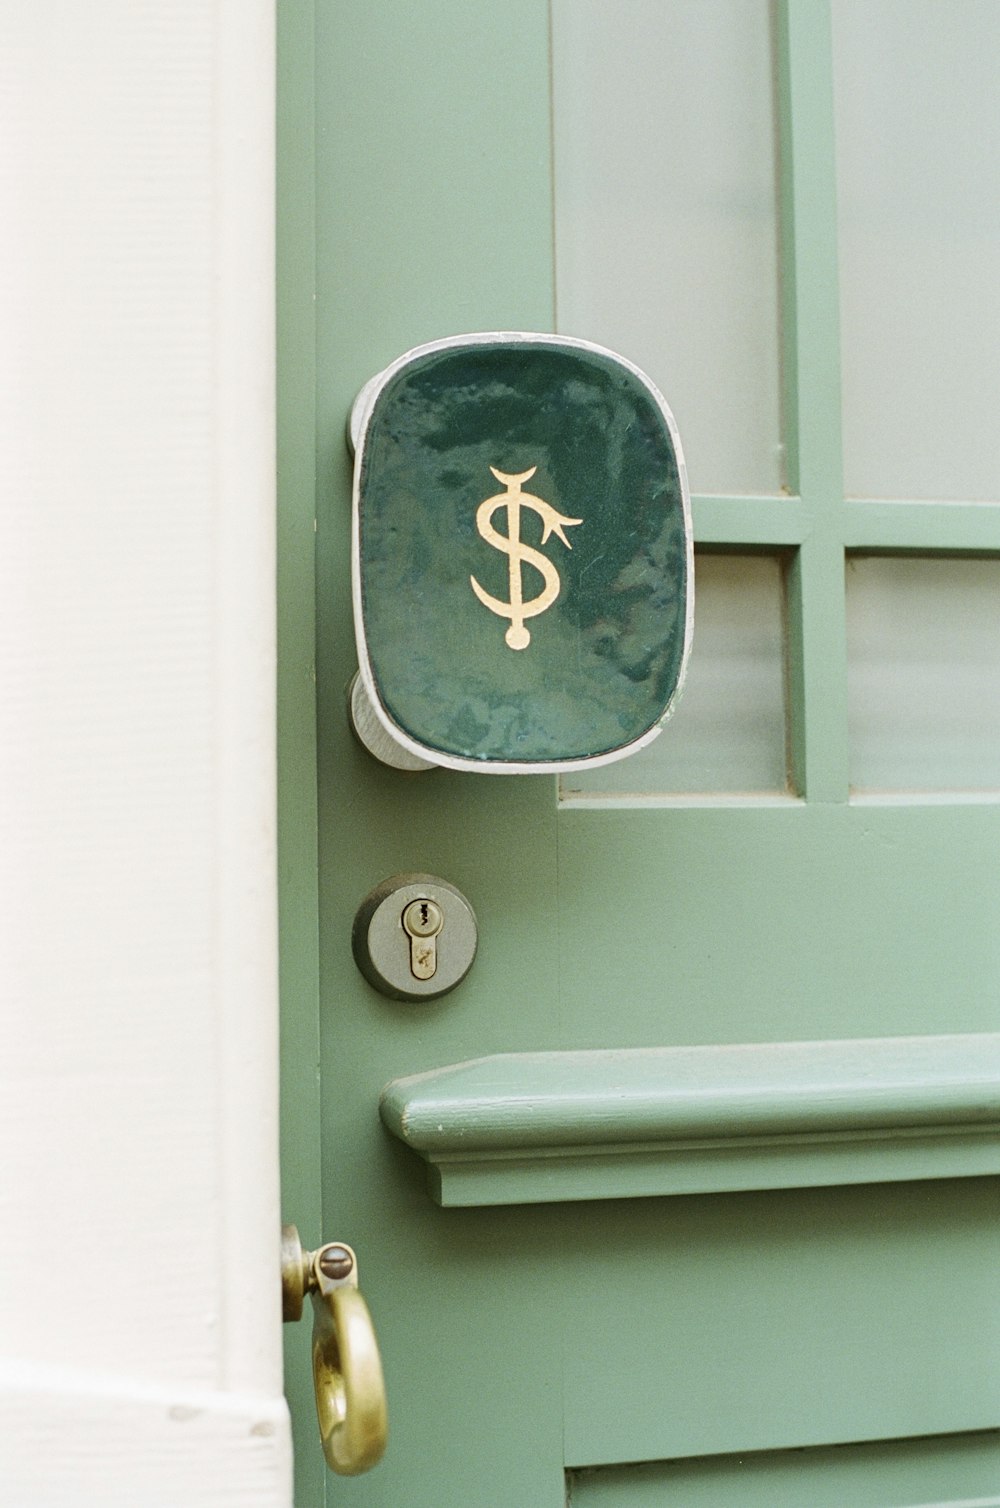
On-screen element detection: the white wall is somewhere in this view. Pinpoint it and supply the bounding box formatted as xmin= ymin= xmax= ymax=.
xmin=0 ymin=3 xmax=289 ymax=1502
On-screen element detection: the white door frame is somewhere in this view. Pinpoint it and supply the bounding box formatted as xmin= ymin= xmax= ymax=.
xmin=0 ymin=5 xmax=289 ymax=1502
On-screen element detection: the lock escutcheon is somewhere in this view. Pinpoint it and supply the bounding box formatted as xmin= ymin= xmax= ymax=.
xmin=352 ymin=873 xmax=477 ymax=1001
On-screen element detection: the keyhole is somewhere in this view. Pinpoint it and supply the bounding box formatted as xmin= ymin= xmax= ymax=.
xmin=401 ymin=896 xmax=444 ymax=981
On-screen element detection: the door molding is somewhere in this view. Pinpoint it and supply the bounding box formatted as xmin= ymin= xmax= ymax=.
xmin=382 ymin=1034 xmax=1000 ymax=1206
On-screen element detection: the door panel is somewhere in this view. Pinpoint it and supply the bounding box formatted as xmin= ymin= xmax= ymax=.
xmin=279 ymin=0 xmax=1000 ymax=1501
xmin=568 ymin=1431 xmax=1000 ymax=1508
xmin=556 ymin=804 xmax=1000 ymax=1043
xmin=562 ymin=1183 xmax=1000 ymax=1467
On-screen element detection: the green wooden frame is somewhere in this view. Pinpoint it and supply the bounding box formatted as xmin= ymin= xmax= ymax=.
xmin=277 ymin=3 xmax=1000 ymax=1500
xmin=689 ymin=2 xmax=1000 ymax=803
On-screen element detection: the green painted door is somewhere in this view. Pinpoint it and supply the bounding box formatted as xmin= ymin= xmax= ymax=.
xmin=279 ymin=2 xmax=1000 ymax=1503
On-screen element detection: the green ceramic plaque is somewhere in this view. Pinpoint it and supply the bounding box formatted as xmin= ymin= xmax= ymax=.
xmin=350 ymin=333 xmax=692 ymax=773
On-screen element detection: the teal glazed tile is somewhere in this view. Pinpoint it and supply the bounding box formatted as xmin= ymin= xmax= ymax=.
xmin=352 ymin=335 xmax=692 ymax=770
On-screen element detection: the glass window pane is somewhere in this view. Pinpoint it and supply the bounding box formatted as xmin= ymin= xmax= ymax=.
xmin=562 ymin=554 xmax=788 ymax=798
xmin=847 ymin=557 xmax=1000 ymax=791
xmin=552 ymin=0 xmax=783 ymax=497
xmin=833 ymin=0 xmax=1000 ymax=501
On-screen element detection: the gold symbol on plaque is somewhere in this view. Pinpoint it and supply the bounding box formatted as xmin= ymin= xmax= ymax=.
xmin=470 ymin=466 xmax=582 ymax=650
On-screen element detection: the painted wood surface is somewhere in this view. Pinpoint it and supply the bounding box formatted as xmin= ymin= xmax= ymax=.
xmin=1 ymin=3 xmax=288 ymax=1502
xmin=305 ymin=1 xmax=567 ymax=1503
xmin=275 ymin=0 xmax=324 ymax=1495
xmin=283 ymin=0 xmax=1000 ymax=1501
xmin=569 ymin=1429 xmax=1000 ymax=1507
xmin=381 ymin=1035 xmax=1000 ymax=1205
xmin=561 ymin=1180 xmax=1000 ymax=1466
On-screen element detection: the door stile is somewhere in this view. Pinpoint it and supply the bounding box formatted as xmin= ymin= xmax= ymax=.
xmin=308 ymin=3 xmax=570 ymax=1502
xmin=277 ymin=0 xmax=327 ymax=1500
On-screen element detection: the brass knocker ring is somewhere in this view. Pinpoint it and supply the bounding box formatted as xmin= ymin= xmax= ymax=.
xmin=282 ymin=1225 xmax=388 ymax=1475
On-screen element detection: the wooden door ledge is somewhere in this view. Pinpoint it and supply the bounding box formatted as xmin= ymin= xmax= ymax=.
xmin=379 ymin=1034 xmax=1000 ymax=1207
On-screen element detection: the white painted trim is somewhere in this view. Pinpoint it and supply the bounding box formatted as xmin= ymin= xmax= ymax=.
xmin=0 ymin=1364 xmax=289 ymax=1507
xmin=350 ymin=331 xmax=694 ymax=775
xmin=0 ymin=3 xmax=288 ymax=1502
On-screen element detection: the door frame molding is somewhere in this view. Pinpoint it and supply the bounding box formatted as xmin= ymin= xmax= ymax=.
xmin=1 ymin=4 xmax=288 ymax=1501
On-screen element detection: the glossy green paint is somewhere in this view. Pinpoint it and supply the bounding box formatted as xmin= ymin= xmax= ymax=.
xmin=777 ymin=1 xmax=850 ymax=803
xmin=845 ymin=498 xmax=1000 ymax=553
xmin=280 ymin=0 xmax=1000 ymax=1502
xmin=569 ymin=1429 xmax=1000 ymax=1506
xmin=553 ymin=803 xmax=1000 ymax=1044
xmin=693 ymin=494 xmax=1000 ymax=554
xmin=384 ymin=1035 xmax=1000 ymax=1152
xmin=561 ymin=1180 xmax=1000 ymax=1466
xmin=381 ymin=1035 xmax=1000 ymax=1206
xmin=558 ymin=1182 xmax=1000 ymax=1465
xmin=308 ymin=2 xmax=566 ymax=1503
xmin=357 ymin=339 xmax=689 ymax=763
xmin=276 ymin=0 xmax=324 ymax=1500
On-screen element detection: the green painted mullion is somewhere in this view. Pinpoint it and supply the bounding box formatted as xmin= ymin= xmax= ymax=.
xmin=692 ymin=494 xmax=809 ymax=548
xmin=844 ymin=499 xmax=1000 ymax=554
xmin=777 ymin=0 xmax=850 ymax=801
